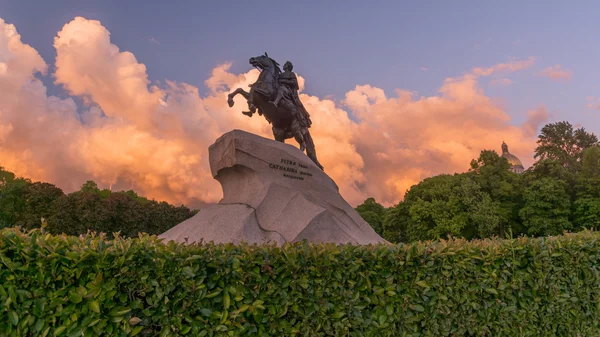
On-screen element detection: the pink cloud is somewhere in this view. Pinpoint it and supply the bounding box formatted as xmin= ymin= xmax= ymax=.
xmin=540 ymin=64 xmax=573 ymax=81
xmin=521 ymin=106 xmax=550 ymax=137
xmin=587 ymin=96 xmax=600 ymax=110
xmin=0 ymin=16 xmax=547 ymax=208
xmin=489 ymin=78 xmax=513 ymax=86
xmin=471 ymin=56 xmax=535 ymax=77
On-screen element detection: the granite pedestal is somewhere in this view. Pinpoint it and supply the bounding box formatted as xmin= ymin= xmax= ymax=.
xmin=159 ymin=130 xmax=386 ymax=245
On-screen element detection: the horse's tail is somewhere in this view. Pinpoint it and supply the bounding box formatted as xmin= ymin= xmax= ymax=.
xmin=303 ymin=130 xmax=324 ymax=171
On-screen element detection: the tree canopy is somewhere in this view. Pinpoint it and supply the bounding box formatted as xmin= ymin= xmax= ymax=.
xmin=534 ymin=121 xmax=598 ymax=172
xmin=0 ymin=167 xmax=197 ymax=237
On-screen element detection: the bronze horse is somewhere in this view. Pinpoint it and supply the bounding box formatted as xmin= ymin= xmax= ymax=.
xmin=227 ymin=53 xmax=324 ymax=170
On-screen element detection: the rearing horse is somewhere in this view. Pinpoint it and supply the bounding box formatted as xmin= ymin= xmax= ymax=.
xmin=227 ymin=53 xmax=324 ymax=170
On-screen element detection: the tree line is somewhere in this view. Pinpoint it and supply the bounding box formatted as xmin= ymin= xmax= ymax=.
xmin=356 ymin=121 xmax=600 ymax=243
xmin=0 ymin=173 xmax=197 ymax=238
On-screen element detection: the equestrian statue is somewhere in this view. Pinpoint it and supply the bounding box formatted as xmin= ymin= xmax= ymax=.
xmin=227 ymin=53 xmax=324 ymax=170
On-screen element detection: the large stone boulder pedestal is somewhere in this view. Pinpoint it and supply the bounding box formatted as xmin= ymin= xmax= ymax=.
xmin=159 ymin=130 xmax=387 ymax=245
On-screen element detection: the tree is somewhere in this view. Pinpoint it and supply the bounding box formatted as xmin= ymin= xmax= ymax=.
xmin=386 ymin=174 xmax=500 ymax=243
xmin=519 ymin=177 xmax=571 ymax=236
xmin=573 ymin=146 xmax=600 ymax=229
xmin=95 ymin=192 xmax=149 ymax=237
xmin=469 ymin=150 xmax=523 ymax=237
xmin=0 ymin=168 xmax=196 ymax=237
xmin=0 ymin=173 xmax=30 ymax=228
xmin=525 ymin=159 xmax=575 ymax=183
xmin=0 ymin=167 xmax=16 ymax=185
xmin=470 ymin=150 xmax=511 ymax=175
xmin=382 ymin=202 xmax=410 ymax=243
xmin=16 ymin=182 xmax=64 ymax=229
xmin=358 ymin=211 xmax=383 ymax=235
xmin=356 ymin=197 xmax=386 ymax=235
xmin=581 ymin=146 xmax=600 ymax=179
xmin=80 ymin=181 xmax=100 ymax=194
xmin=48 ymin=190 xmax=102 ymax=236
xmin=534 ymin=121 xmax=599 ymax=172
xmin=572 ymin=181 xmax=600 ymax=230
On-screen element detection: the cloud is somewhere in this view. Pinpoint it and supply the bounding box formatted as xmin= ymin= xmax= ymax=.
xmin=489 ymin=78 xmax=513 ymax=86
xmin=587 ymin=96 xmax=600 ymax=110
xmin=148 ymin=37 xmax=160 ymax=45
xmin=521 ymin=106 xmax=550 ymax=137
xmin=471 ymin=56 xmax=535 ymax=77
xmin=343 ymin=71 xmax=543 ymax=204
xmin=540 ymin=64 xmax=573 ymax=81
xmin=420 ymin=67 xmax=428 ymax=71
xmin=0 ymin=17 xmax=547 ymax=208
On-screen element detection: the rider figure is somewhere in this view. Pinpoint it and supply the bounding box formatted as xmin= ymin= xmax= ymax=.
xmin=270 ymin=61 xmax=312 ymax=128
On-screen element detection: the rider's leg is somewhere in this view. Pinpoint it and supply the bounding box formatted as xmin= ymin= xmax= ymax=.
xmin=270 ymin=88 xmax=283 ymax=107
xmin=291 ymin=119 xmax=306 ymax=152
xmin=272 ymin=126 xmax=286 ymax=143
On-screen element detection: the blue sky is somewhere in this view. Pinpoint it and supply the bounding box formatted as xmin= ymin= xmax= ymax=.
xmin=2 ymin=0 xmax=599 ymax=130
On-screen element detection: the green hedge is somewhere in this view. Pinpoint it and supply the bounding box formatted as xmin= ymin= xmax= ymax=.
xmin=1 ymin=228 xmax=600 ymax=336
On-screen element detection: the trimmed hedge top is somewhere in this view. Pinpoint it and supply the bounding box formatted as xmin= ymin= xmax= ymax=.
xmin=1 ymin=228 xmax=600 ymax=336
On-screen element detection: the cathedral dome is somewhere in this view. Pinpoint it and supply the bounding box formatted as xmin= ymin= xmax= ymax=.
xmin=501 ymin=142 xmax=524 ymax=173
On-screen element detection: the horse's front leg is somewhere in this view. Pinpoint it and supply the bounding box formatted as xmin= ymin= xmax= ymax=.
xmin=227 ymin=88 xmax=250 ymax=107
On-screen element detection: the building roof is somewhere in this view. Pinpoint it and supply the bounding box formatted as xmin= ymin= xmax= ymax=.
xmin=501 ymin=142 xmax=524 ymax=168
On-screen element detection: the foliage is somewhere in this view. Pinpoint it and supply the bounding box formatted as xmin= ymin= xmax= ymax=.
xmin=581 ymin=146 xmax=600 ymax=179
xmin=573 ymin=177 xmax=600 ymax=230
xmin=468 ymin=150 xmax=523 ymax=236
xmin=533 ymin=121 xmax=599 ymax=172
xmin=0 ymin=173 xmax=31 ymax=229
xmin=2 ymin=228 xmax=600 ymax=336
xmin=0 ymin=167 xmax=196 ymax=237
xmin=381 ymin=202 xmax=409 ymax=243
xmin=524 ymin=158 xmax=576 ymax=186
xmin=384 ymin=174 xmax=501 ymax=243
xmin=356 ymin=198 xmax=386 ymax=235
xmin=17 ymin=182 xmax=65 ymax=230
xmin=519 ymin=178 xmax=572 ymax=236
xmin=573 ymin=146 xmax=600 ymax=229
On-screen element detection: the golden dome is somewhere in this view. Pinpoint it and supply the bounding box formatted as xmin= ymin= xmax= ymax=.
xmin=502 ymin=152 xmax=523 ymax=167
xmin=501 ymin=142 xmax=524 ymax=172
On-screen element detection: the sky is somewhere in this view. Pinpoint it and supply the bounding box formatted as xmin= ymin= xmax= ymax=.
xmin=0 ymin=1 xmax=599 ymax=208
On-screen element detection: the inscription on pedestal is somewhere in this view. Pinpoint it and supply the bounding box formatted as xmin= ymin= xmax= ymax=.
xmin=268 ymin=158 xmax=313 ymax=180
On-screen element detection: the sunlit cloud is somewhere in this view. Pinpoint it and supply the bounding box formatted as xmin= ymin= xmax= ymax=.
xmin=587 ymin=96 xmax=600 ymax=110
xmin=489 ymin=78 xmax=513 ymax=86
xmin=540 ymin=64 xmax=573 ymax=81
xmin=0 ymin=16 xmax=547 ymax=208
xmin=471 ymin=56 xmax=535 ymax=77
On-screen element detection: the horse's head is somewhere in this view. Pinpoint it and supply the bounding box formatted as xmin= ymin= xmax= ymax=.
xmin=249 ymin=52 xmax=280 ymax=74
